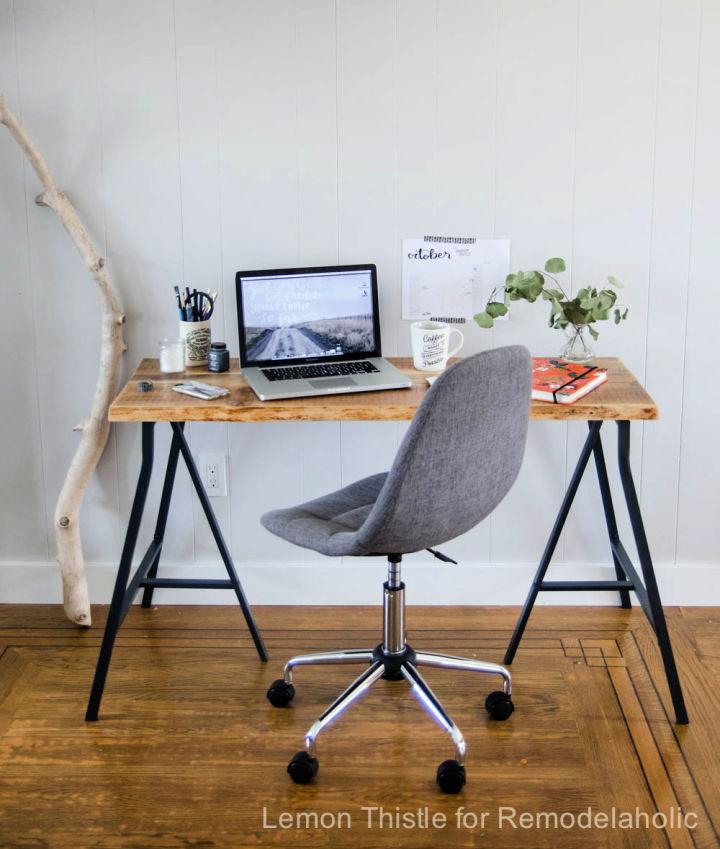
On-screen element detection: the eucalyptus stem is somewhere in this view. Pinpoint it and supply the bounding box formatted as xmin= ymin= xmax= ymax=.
xmin=474 ymin=256 xmax=628 ymax=338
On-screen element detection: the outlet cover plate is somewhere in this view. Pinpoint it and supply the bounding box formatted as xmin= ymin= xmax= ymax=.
xmin=199 ymin=453 xmax=228 ymax=497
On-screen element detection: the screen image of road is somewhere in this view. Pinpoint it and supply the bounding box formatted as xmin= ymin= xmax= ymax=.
xmin=241 ymin=270 xmax=376 ymax=362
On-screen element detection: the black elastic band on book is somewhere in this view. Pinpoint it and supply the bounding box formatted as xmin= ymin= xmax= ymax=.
xmin=552 ymin=366 xmax=597 ymax=404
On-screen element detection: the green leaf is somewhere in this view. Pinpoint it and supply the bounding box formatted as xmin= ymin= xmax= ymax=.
xmin=614 ymin=308 xmax=621 ymax=325
xmin=588 ymin=326 xmax=599 ymax=341
xmin=486 ymin=301 xmax=508 ymax=318
xmin=545 ymin=257 xmax=566 ymax=274
xmin=545 ymin=288 xmax=564 ymax=301
xmin=474 ymin=311 xmax=494 ymax=329
xmin=599 ymin=291 xmax=615 ymax=309
xmin=622 ymin=307 xmax=629 ymax=319
xmin=523 ymin=271 xmax=545 ymax=302
xmin=608 ymin=275 xmax=624 ymax=289
xmin=592 ymin=307 xmax=610 ymax=322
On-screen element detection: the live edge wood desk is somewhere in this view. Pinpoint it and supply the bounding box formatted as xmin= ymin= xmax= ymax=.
xmin=86 ymin=357 xmax=687 ymax=725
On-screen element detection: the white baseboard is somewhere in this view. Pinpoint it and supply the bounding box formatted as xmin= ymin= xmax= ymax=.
xmin=1 ymin=560 xmax=719 ymax=606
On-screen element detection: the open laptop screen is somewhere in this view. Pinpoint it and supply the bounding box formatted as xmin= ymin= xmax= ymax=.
xmin=237 ymin=265 xmax=381 ymax=367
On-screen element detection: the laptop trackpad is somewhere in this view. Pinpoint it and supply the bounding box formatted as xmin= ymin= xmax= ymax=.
xmin=308 ymin=377 xmax=358 ymax=389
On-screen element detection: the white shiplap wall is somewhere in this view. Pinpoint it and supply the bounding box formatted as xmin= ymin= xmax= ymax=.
xmin=1 ymin=0 xmax=718 ymax=605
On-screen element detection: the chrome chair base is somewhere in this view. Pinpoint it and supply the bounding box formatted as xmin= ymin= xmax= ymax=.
xmin=268 ymin=557 xmax=514 ymax=793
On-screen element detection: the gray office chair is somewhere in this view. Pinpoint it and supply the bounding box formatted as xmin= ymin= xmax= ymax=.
xmin=261 ymin=346 xmax=531 ymax=793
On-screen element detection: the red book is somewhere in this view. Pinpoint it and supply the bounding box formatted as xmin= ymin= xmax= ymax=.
xmin=532 ymin=358 xmax=607 ymax=404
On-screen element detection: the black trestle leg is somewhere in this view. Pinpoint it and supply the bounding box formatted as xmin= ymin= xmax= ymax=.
xmin=591 ymin=424 xmax=632 ymax=609
xmin=616 ymin=421 xmax=688 ymax=724
xmin=141 ymin=423 xmax=184 ymax=608
xmin=85 ymin=422 xmax=155 ymax=721
xmin=504 ymin=421 xmax=602 ymax=665
xmin=170 ymin=422 xmax=268 ymax=662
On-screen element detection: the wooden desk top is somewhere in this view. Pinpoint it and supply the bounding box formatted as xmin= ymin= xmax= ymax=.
xmin=108 ymin=357 xmax=658 ymax=423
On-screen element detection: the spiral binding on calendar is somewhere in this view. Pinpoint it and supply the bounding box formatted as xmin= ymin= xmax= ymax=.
xmin=429 ymin=316 xmax=466 ymax=324
xmin=423 ymin=235 xmax=476 ymax=244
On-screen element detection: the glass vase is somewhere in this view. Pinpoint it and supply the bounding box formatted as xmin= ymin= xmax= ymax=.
xmin=558 ymin=324 xmax=594 ymax=363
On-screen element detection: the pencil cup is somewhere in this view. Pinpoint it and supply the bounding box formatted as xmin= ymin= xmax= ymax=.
xmin=179 ymin=319 xmax=211 ymax=367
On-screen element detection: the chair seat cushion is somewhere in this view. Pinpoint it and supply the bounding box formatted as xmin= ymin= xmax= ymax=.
xmin=260 ymin=472 xmax=388 ymax=557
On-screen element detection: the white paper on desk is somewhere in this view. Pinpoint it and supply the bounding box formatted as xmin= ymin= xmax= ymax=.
xmin=402 ymin=237 xmax=510 ymax=321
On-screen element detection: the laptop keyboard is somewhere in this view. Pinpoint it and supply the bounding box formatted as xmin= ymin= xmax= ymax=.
xmin=262 ymin=361 xmax=380 ymax=382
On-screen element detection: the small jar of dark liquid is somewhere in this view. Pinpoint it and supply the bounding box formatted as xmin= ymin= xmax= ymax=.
xmin=208 ymin=341 xmax=229 ymax=372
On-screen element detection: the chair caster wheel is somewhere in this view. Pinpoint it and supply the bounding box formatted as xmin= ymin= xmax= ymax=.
xmin=436 ymin=759 xmax=466 ymax=794
xmin=485 ymin=690 xmax=514 ymax=720
xmin=266 ymin=679 xmax=295 ymax=707
xmin=287 ymin=751 xmax=319 ymax=784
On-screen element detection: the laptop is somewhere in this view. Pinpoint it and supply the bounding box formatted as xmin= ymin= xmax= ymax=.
xmin=236 ymin=264 xmax=412 ymax=401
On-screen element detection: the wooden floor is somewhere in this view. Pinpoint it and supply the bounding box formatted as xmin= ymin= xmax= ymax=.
xmin=1 ymin=604 xmax=719 ymax=849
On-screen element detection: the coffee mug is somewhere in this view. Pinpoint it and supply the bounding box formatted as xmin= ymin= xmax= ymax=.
xmin=410 ymin=321 xmax=464 ymax=372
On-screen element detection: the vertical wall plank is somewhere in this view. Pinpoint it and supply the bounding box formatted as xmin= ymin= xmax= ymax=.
xmin=174 ymin=0 xmax=232 ymax=564
xmin=295 ymin=0 xmax=340 ymax=266
xmin=337 ymin=0 xmax=398 ymax=352
xmin=490 ymin=0 xmax=578 ymax=565
xmin=291 ymin=1 xmax=343 ymax=563
xmin=0 ymin=0 xmax=49 ymax=560
xmin=95 ymin=0 xmax=194 ymax=570
xmin=435 ymin=0 xmax=496 ymax=243
xmin=336 ymin=0 xmax=401 ymax=563
xmin=563 ymin=0 xmax=659 ymax=565
xmin=396 ymin=0 xmax=438 ymax=251
xmin=216 ymin=0 xmax=299 ymax=347
xmin=215 ymin=0 xmax=306 ymax=565
xmin=13 ymin=0 xmax=120 ymax=563
xmin=677 ymin=0 xmax=720 ymax=563
xmin=642 ymin=0 xmax=701 ymax=564
xmin=431 ymin=0 xmax=498 ymax=564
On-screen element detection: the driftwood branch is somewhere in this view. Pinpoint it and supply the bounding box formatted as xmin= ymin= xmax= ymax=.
xmin=0 ymin=96 xmax=126 ymax=626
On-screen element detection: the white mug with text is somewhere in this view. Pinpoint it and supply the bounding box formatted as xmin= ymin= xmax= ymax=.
xmin=410 ymin=321 xmax=464 ymax=372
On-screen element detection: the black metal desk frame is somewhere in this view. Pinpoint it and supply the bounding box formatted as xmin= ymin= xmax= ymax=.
xmin=503 ymin=419 xmax=688 ymax=725
xmin=86 ymin=413 xmax=687 ymax=726
xmin=85 ymin=421 xmax=267 ymax=721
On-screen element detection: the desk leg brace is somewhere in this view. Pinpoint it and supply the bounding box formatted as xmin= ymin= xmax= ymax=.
xmin=169 ymin=421 xmax=267 ymax=664
xmin=85 ymin=421 xmax=267 ymax=722
xmin=503 ymin=420 xmax=688 ymax=725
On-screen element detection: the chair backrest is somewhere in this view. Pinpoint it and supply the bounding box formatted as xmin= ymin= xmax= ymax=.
xmin=355 ymin=345 xmax=531 ymax=554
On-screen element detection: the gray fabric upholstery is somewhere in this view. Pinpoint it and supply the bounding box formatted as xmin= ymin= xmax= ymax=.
xmin=261 ymin=346 xmax=531 ymax=556
xmin=261 ymin=472 xmax=388 ymax=557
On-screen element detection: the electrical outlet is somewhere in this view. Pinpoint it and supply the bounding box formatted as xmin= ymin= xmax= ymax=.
xmin=200 ymin=453 xmax=228 ymax=497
